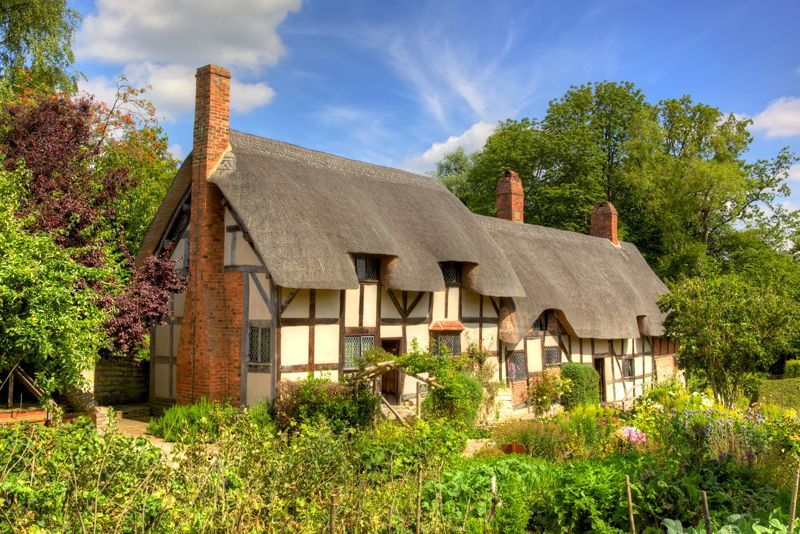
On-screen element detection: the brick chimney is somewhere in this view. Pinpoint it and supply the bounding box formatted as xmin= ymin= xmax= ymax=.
xmin=176 ymin=65 xmax=244 ymax=405
xmin=495 ymin=170 xmax=524 ymax=223
xmin=590 ymin=201 xmax=619 ymax=245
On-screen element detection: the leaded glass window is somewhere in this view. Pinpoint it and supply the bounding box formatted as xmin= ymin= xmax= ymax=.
xmin=248 ymin=326 xmax=270 ymax=364
xmin=507 ymin=351 xmax=528 ymax=380
xmin=622 ymin=358 xmax=635 ymax=379
xmin=354 ymin=257 xmax=380 ymax=281
xmin=344 ymin=335 xmax=374 ymax=370
xmin=432 ymin=333 xmax=461 ymax=356
xmin=440 ymin=262 xmax=461 ymax=286
xmin=544 ymin=347 xmax=561 ymax=367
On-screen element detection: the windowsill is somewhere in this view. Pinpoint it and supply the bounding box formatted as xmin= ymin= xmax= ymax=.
xmin=247 ymin=362 xmax=272 ymax=373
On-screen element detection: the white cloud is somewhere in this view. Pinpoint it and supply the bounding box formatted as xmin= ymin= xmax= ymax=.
xmin=402 ymin=121 xmax=494 ymax=174
xmin=76 ymin=0 xmax=299 ymax=117
xmin=788 ymin=163 xmax=800 ymax=182
xmin=168 ymin=143 xmax=185 ymax=161
xmin=750 ymin=96 xmax=800 ymax=137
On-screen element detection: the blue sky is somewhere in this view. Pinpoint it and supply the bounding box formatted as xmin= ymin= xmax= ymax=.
xmin=73 ymin=0 xmax=800 ymax=207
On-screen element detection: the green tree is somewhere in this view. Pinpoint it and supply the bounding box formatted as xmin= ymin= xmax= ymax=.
xmin=0 ymin=0 xmax=81 ymax=91
xmin=659 ymin=274 xmax=799 ymax=407
xmin=430 ymin=146 xmax=477 ymax=206
xmin=0 ymin=164 xmax=109 ymax=394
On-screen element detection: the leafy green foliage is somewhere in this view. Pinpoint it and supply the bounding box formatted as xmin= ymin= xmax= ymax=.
xmin=423 ymin=370 xmax=483 ymax=427
xmin=760 ymin=377 xmax=800 ymax=411
xmin=526 ymin=370 xmax=571 ymax=415
xmin=0 ymin=166 xmax=108 ymax=393
xmin=783 ymin=360 xmax=800 ymax=379
xmin=660 ymin=274 xmax=799 ymax=406
xmin=146 ymin=398 xmax=273 ymax=443
xmin=559 ymin=362 xmax=600 ymax=409
xmin=0 ymin=0 xmax=81 ymax=91
xmin=272 ymin=377 xmax=378 ymax=433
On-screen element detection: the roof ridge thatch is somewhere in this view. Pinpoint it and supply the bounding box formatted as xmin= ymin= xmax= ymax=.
xmin=230 ymin=130 xmax=443 ymax=191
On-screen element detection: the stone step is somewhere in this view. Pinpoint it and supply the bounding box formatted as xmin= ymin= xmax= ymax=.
xmin=113 ymin=404 xmax=151 ymax=421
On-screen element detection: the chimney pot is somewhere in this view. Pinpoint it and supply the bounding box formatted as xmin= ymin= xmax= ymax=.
xmin=495 ymin=170 xmax=524 ymax=223
xmin=590 ymin=201 xmax=619 ymax=245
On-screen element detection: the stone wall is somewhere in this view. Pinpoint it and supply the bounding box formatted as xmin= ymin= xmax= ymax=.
xmin=93 ymin=359 xmax=149 ymax=405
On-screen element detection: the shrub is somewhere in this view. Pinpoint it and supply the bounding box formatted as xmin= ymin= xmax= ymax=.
xmin=785 ymin=359 xmax=800 ymax=378
xmin=423 ymin=371 xmax=483 ymax=427
xmin=559 ymin=363 xmax=600 ymax=410
xmin=147 ymin=398 xmax=241 ymax=443
xmin=526 ymin=371 xmax=570 ymax=415
xmin=492 ymin=420 xmax=570 ymax=461
xmin=272 ymin=377 xmax=378 ymax=432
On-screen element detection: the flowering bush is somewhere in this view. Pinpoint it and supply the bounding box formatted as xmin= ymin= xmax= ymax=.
xmin=526 ymin=371 xmax=571 ymax=415
xmin=615 ymin=426 xmax=647 ymax=451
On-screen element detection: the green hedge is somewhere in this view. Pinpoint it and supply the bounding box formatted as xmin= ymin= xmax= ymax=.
xmin=272 ymin=377 xmax=378 ymax=432
xmin=560 ymin=363 xmax=600 ymax=410
xmin=785 ymin=360 xmax=800 ymax=378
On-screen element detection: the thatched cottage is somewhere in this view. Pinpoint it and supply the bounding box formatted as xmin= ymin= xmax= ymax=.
xmin=136 ymin=65 xmax=676 ymax=412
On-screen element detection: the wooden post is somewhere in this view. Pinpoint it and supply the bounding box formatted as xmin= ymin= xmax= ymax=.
xmin=415 ymin=464 xmax=422 ymax=534
xmin=5 ymin=371 xmax=13 ymax=409
xmin=329 ymin=493 xmax=336 ymax=534
xmin=790 ymin=466 xmax=800 ymax=534
xmin=416 ymin=382 xmax=421 ymax=419
xmin=625 ymin=475 xmax=636 ymax=534
xmin=701 ymin=490 xmax=712 ymax=534
xmin=372 ymin=378 xmax=378 ymax=430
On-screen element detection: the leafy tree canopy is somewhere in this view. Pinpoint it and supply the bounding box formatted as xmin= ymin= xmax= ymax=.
xmin=0 ymin=0 xmax=81 ymax=91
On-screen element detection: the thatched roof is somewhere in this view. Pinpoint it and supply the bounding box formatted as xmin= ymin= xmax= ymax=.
xmin=208 ymin=131 xmax=524 ymax=295
xmin=134 ymin=157 xmax=191 ymax=266
xmin=137 ymin=130 xmax=669 ymax=339
xmin=479 ymin=216 xmax=667 ymax=341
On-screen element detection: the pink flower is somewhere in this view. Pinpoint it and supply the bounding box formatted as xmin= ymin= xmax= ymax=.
xmin=617 ymin=426 xmax=647 ymax=446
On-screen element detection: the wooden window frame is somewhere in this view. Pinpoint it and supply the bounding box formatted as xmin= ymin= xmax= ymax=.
xmin=431 ymin=332 xmax=461 ymax=356
xmin=543 ymin=346 xmax=561 ymax=368
xmin=247 ymin=321 xmax=271 ymax=372
xmin=344 ymin=335 xmax=375 ymax=370
xmin=439 ymin=262 xmax=461 ymax=287
xmin=353 ymin=256 xmax=380 ymax=283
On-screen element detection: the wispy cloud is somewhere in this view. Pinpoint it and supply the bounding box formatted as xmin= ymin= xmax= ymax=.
xmin=750 ymin=96 xmax=800 ymax=138
xmin=76 ymin=0 xmax=299 ymax=118
xmin=402 ymin=121 xmax=494 ymax=174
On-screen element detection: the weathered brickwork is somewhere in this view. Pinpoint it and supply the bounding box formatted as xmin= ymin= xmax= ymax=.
xmin=495 ymin=170 xmax=524 ymax=223
xmin=176 ymin=65 xmax=243 ymax=405
xmin=93 ymin=359 xmax=148 ymax=405
xmin=590 ymin=201 xmax=619 ymax=245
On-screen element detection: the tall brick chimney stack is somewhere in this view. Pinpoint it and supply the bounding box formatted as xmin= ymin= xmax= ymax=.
xmin=590 ymin=201 xmax=619 ymax=246
xmin=495 ymin=170 xmax=524 ymax=223
xmin=176 ymin=65 xmax=243 ymax=405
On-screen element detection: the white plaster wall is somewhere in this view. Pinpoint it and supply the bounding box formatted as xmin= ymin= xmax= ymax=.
xmin=461 ymin=289 xmax=480 ymax=317
xmin=381 ymin=290 xmax=401 ymax=318
xmin=314 ymin=324 xmax=340 ymax=364
xmin=247 ymin=372 xmax=272 ymax=405
xmin=431 ymin=291 xmax=445 ymax=321
xmin=281 ymin=326 xmax=309 ymax=366
xmin=153 ymin=362 xmax=170 ymax=398
xmin=406 ymin=324 xmax=429 ymax=351
xmin=380 ymin=324 xmax=403 ymax=339
xmin=344 ymin=289 xmax=359 ymax=327
xmin=317 ymin=290 xmax=339 ymax=319
xmin=248 ymin=275 xmax=271 ymax=321
xmin=283 ymin=289 xmax=310 ymax=318
xmin=408 ymin=292 xmax=429 ymax=318
xmin=363 ymin=285 xmax=378 ymax=327
xmin=482 ymin=297 xmax=498 ymax=318
xmin=154 ymin=325 xmax=170 ymax=357
xmin=527 ymin=337 xmax=543 ymax=373
xmin=446 ymin=287 xmax=459 ymax=318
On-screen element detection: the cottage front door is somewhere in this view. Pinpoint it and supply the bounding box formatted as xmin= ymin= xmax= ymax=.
xmin=380 ymin=339 xmax=402 ymax=402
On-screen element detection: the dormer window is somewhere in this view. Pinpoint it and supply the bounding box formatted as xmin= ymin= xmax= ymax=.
xmin=354 ymin=256 xmax=380 ymax=282
xmin=440 ymin=262 xmax=461 ymax=286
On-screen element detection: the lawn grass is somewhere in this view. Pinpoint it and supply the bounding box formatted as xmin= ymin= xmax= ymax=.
xmin=760 ymin=377 xmax=800 ymax=410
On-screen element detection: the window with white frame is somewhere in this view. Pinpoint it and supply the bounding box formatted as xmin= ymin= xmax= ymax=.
xmin=432 ymin=332 xmax=461 ymax=356
xmin=248 ymin=325 xmax=271 ymax=364
xmin=344 ymin=335 xmax=375 ymax=370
